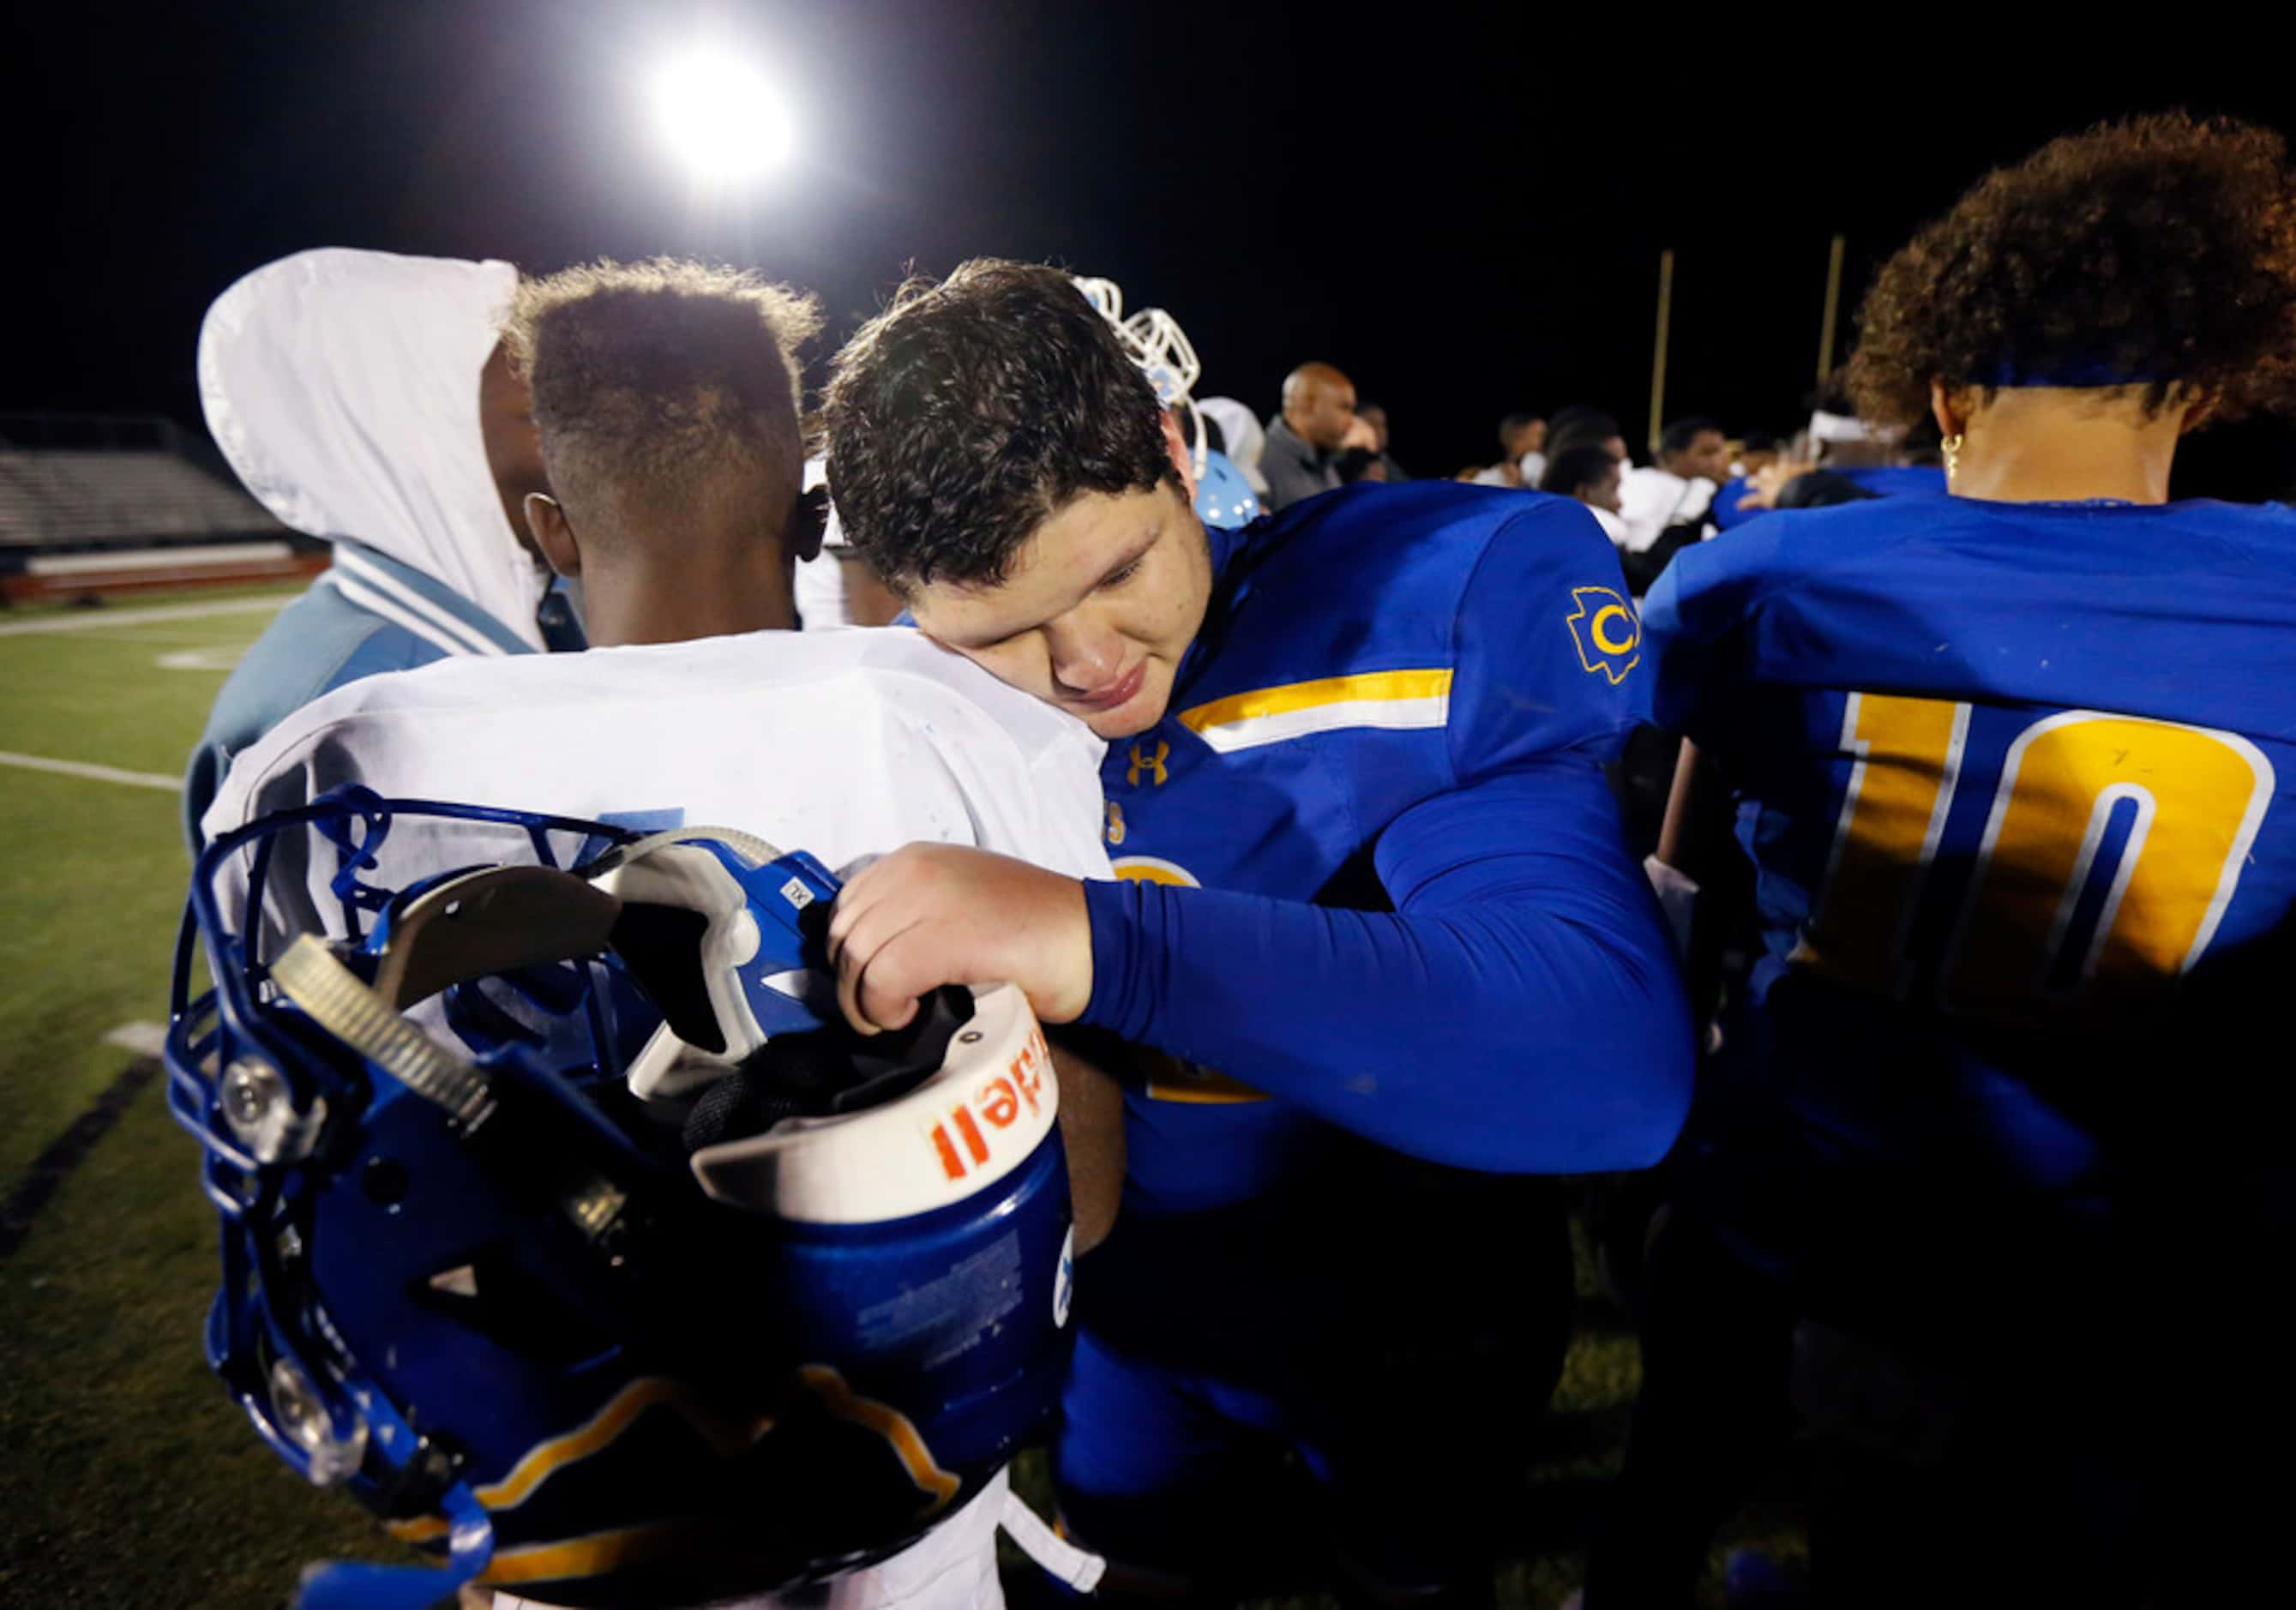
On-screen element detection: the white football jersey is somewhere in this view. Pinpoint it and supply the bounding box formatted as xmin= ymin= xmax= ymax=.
xmin=202 ymin=624 xmax=1112 ymax=960
xmin=201 ymin=625 xmax=1113 ymax=1610
xmin=1615 ymin=464 xmax=1717 ymax=554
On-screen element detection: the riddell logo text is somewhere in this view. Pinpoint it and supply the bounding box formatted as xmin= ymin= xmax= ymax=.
xmin=928 ymin=1030 xmax=1049 ymax=1180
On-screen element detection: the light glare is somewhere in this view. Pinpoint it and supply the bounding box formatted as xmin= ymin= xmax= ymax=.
xmin=649 ymin=50 xmax=793 ymax=186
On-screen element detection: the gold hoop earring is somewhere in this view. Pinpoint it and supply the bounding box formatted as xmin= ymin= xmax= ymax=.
xmin=1941 ymin=434 xmax=1964 ymax=480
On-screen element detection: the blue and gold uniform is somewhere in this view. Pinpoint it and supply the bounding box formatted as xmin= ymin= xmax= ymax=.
xmin=1060 ymin=481 xmax=1693 ymax=1589
xmin=1609 ymin=492 xmax=2296 ymax=1607
xmin=1646 ymin=494 xmax=2296 ymax=1263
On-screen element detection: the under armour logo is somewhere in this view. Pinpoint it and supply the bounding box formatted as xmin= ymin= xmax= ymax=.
xmin=1127 ymin=740 xmax=1170 ymax=787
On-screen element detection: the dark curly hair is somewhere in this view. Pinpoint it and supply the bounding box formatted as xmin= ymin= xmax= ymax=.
xmin=823 ymin=261 xmax=1176 ymax=591
xmin=1539 ymin=442 xmax=1617 ymax=497
xmin=1848 ymin=113 xmax=2296 ymax=426
xmin=507 ymin=258 xmax=820 ymax=530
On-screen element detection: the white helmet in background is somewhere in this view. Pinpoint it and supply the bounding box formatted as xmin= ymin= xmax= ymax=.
xmin=1072 ymin=276 xmax=1259 ymax=526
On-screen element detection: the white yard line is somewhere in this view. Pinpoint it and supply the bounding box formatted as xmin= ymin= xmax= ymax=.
xmin=102 ymin=1021 xmax=170 ymax=1059
xmin=154 ymin=646 xmax=248 ymax=671
xmin=0 ymin=595 xmax=292 ymax=640
xmin=0 ymin=749 xmax=180 ymax=791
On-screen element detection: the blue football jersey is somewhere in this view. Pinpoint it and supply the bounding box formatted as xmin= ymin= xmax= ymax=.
xmin=1080 ymin=481 xmax=1676 ymax=1366
xmin=1645 ymin=495 xmax=2296 ymax=1211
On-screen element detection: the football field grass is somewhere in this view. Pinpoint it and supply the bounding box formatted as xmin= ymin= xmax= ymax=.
xmin=0 ymin=583 xmax=1791 ymax=1607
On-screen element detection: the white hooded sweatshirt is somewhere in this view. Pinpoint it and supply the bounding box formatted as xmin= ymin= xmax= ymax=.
xmin=199 ymin=246 xmax=549 ymax=646
xmin=187 ymin=249 xmax=561 ymax=844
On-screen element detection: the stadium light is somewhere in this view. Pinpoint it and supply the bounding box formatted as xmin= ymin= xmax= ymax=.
xmin=647 ymin=48 xmax=794 ymax=189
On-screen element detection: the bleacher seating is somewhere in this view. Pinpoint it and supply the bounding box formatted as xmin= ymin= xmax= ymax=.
xmin=0 ymin=416 xmax=320 ymax=602
xmin=0 ymin=448 xmax=282 ymax=549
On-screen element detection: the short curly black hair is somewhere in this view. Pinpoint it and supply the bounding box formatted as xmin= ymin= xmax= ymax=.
xmin=822 ymin=261 xmax=1176 ymax=592
xmin=507 ymin=258 xmax=820 ymax=532
xmin=1848 ymin=112 xmax=2296 ymax=427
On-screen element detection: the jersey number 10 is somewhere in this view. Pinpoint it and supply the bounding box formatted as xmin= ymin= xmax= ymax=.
xmin=1796 ymin=693 xmax=2275 ymax=1012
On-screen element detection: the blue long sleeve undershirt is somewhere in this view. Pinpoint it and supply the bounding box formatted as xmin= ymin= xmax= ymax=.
xmin=1080 ymin=759 xmax=1694 ymax=1174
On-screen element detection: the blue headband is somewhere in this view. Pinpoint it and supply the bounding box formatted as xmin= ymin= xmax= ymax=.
xmin=1983 ymin=357 xmax=2158 ymax=387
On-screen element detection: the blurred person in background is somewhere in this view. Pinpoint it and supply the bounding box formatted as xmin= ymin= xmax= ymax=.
xmin=1542 ymin=440 xmax=1628 ymax=543
xmin=1355 ymin=401 xmax=1410 ymax=481
xmin=1618 ymin=414 xmax=1728 ymax=551
xmin=184 ymin=247 xmax=573 ymax=844
xmin=1470 ymin=410 xmax=1546 ymax=485
xmin=1514 ymin=411 xmax=1549 ymax=485
xmin=1261 ymin=360 xmax=1373 ymax=510
xmin=1608 ymin=415 xmax=1728 ymax=593
xmin=1548 ymin=404 xmax=1631 ymax=465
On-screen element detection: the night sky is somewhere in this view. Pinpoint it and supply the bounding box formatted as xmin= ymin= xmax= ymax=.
xmin=9 ymin=5 xmax=2293 ymax=480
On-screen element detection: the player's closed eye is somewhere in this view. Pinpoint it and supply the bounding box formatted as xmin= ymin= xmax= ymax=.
xmin=1100 ymin=560 xmax=1142 ymax=590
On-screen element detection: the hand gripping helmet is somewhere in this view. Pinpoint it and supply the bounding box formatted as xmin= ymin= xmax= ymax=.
xmin=165 ymin=790 xmax=1073 ymax=1609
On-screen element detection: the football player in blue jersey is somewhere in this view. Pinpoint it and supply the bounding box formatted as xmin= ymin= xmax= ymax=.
xmin=1584 ymin=113 xmax=2296 ymax=1608
xmin=816 ymin=261 xmax=1694 ymax=1601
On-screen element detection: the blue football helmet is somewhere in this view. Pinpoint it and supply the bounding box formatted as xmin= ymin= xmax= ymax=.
xmin=166 ymin=789 xmax=1073 ymax=1610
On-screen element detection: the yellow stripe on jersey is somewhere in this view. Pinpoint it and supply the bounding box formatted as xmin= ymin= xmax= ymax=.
xmin=1144 ymin=1072 xmax=1271 ymax=1104
xmin=1178 ymin=669 xmax=1453 ymax=754
xmin=1136 ymin=1047 xmax=1269 ymax=1104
